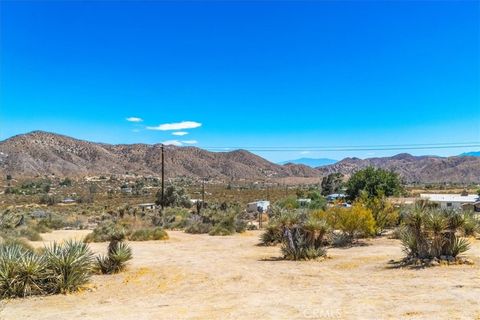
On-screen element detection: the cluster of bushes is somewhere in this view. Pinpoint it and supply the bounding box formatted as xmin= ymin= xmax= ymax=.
xmin=261 ymin=203 xmax=377 ymax=259
xmin=399 ymin=207 xmax=476 ymax=265
xmin=84 ymin=220 xmax=168 ymax=242
xmin=260 ymin=208 xmax=329 ymax=260
xmin=1 ymin=241 xmax=94 ymax=299
xmin=183 ymin=207 xmax=247 ymax=236
xmin=0 ymin=236 xmax=132 ymax=299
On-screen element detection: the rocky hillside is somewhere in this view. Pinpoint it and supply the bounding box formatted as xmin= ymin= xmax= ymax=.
xmin=317 ymin=153 xmax=480 ymax=183
xmin=1 ymin=131 xmax=479 ymax=183
xmin=0 ymin=131 xmax=319 ymax=180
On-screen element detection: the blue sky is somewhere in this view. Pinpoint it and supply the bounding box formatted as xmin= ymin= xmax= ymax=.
xmin=1 ymin=1 xmax=479 ymax=162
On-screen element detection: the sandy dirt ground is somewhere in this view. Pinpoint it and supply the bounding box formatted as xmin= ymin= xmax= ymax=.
xmin=1 ymin=230 xmax=479 ymax=320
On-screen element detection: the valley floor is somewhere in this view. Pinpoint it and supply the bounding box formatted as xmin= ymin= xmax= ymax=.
xmin=1 ymin=230 xmax=480 ymax=320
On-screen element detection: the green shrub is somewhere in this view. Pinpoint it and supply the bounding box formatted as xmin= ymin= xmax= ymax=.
xmin=43 ymin=241 xmax=95 ymax=294
xmin=274 ymin=210 xmax=329 ymax=261
xmin=400 ymin=209 xmax=471 ymax=259
xmin=185 ymin=221 xmax=212 ymax=234
xmin=84 ymin=221 xmax=128 ymax=243
xmin=129 ymin=228 xmax=169 ymax=241
xmin=259 ymin=224 xmax=282 ymax=246
xmin=96 ymin=241 xmax=132 ymax=274
xmin=209 ymin=225 xmax=234 ymax=236
xmin=0 ymin=243 xmax=47 ymax=298
xmin=0 ymin=240 xmax=95 ymax=299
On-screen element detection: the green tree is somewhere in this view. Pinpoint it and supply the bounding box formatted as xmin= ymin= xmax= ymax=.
xmin=321 ymin=173 xmax=344 ymax=196
xmin=345 ymin=167 xmax=403 ymax=200
xmin=156 ymin=185 xmax=191 ymax=208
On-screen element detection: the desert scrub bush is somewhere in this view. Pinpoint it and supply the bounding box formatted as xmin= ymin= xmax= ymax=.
xmin=185 ymin=220 xmax=213 ymax=234
xmin=358 ymin=193 xmax=399 ymax=234
xmin=129 ymin=227 xmax=168 ymax=241
xmin=0 ymin=243 xmax=47 ymax=298
xmin=273 ymin=210 xmax=329 ymax=260
xmin=400 ymin=208 xmax=471 ymax=261
xmin=462 ymin=212 xmax=479 ymax=237
xmin=43 ymin=240 xmax=95 ymax=294
xmin=84 ymin=221 xmax=128 ymax=243
xmin=259 ymin=224 xmax=283 ymax=246
xmin=96 ymin=240 xmax=132 ymax=274
xmin=313 ymin=203 xmax=376 ymax=244
xmin=162 ymin=207 xmax=192 ymax=229
xmin=0 ymin=240 xmax=94 ymax=299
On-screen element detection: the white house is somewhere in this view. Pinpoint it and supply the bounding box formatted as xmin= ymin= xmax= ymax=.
xmin=420 ymin=193 xmax=480 ymax=211
xmin=247 ymin=200 xmax=270 ymax=213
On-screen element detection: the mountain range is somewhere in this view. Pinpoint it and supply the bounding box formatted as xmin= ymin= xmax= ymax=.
xmin=1 ymin=131 xmax=480 ymax=183
xmin=279 ymin=157 xmax=337 ymax=167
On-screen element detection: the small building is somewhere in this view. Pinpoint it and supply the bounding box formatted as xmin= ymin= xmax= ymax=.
xmin=420 ymin=193 xmax=480 ymax=211
xmin=62 ymin=198 xmax=76 ymax=204
xmin=247 ymin=200 xmax=270 ymax=213
xmin=120 ymin=186 xmax=132 ymax=194
xmin=326 ymin=193 xmax=347 ymax=202
xmin=138 ymin=203 xmax=156 ymax=211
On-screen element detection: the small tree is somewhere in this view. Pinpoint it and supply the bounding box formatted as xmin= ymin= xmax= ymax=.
xmin=321 ymin=173 xmax=344 ymax=196
xmin=156 ymin=185 xmax=191 ymax=208
xmin=346 ymin=167 xmax=403 ymax=200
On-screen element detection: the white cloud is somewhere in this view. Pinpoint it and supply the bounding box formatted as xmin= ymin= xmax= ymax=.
xmin=147 ymin=121 xmax=201 ymax=131
xmin=126 ymin=117 xmax=143 ymax=123
xmin=172 ymin=131 xmax=188 ymax=136
xmin=182 ymin=140 xmax=198 ymax=144
xmin=162 ymin=140 xmax=183 ymax=146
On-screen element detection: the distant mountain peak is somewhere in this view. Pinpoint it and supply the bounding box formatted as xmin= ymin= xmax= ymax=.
xmin=279 ymin=157 xmax=337 ymax=168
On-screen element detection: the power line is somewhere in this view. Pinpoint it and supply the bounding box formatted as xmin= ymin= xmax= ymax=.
xmin=201 ymin=143 xmax=480 ymax=152
xmin=202 ymin=141 xmax=480 ymax=150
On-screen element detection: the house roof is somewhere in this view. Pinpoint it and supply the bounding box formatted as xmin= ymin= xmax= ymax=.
xmin=420 ymin=194 xmax=480 ymax=203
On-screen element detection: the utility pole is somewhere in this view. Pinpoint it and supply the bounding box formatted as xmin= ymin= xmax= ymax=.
xmin=161 ymin=144 xmax=165 ymax=212
xmin=201 ymin=179 xmax=205 ymax=213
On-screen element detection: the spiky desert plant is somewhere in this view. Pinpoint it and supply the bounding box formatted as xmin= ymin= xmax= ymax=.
xmin=276 ymin=210 xmax=329 ymax=260
xmin=43 ymin=240 xmax=94 ymax=294
xmin=0 ymin=243 xmax=48 ymax=299
xmin=259 ymin=223 xmax=282 ymax=246
xmin=96 ymin=241 xmax=132 ymax=274
xmin=400 ymin=208 xmax=471 ymax=260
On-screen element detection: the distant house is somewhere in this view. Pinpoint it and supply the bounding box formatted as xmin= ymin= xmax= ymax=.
xmin=120 ymin=186 xmax=132 ymax=194
xmin=62 ymin=198 xmax=76 ymax=204
xmin=420 ymin=193 xmax=480 ymax=211
xmin=326 ymin=193 xmax=347 ymax=202
xmin=137 ymin=203 xmax=156 ymax=211
xmin=247 ymin=200 xmax=270 ymax=213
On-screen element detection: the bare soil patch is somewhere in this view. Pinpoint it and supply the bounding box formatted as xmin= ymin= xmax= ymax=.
xmin=1 ymin=230 xmax=479 ymax=319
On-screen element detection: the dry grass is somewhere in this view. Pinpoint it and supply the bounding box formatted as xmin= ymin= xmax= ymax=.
xmin=1 ymin=230 xmax=479 ymax=319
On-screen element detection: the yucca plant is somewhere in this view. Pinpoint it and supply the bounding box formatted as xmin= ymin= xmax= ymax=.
xmin=400 ymin=208 xmax=471 ymax=261
xmin=43 ymin=240 xmax=94 ymax=294
xmin=276 ymin=210 xmax=329 ymax=261
xmin=0 ymin=243 xmax=49 ymax=299
xmin=96 ymin=240 xmax=132 ymax=274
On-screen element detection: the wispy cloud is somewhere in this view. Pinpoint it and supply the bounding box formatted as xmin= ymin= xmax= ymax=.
xmin=300 ymin=151 xmax=311 ymax=155
xmin=172 ymin=131 xmax=188 ymax=136
xmin=182 ymin=140 xmax=198 ymax=144
xmin=162 ymin=140 xmax=183 ymax=146
xmin=126 ymin=117 xmax=143 ymax=123
xmin=147 ymin=121 xmax=201 ymax=131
